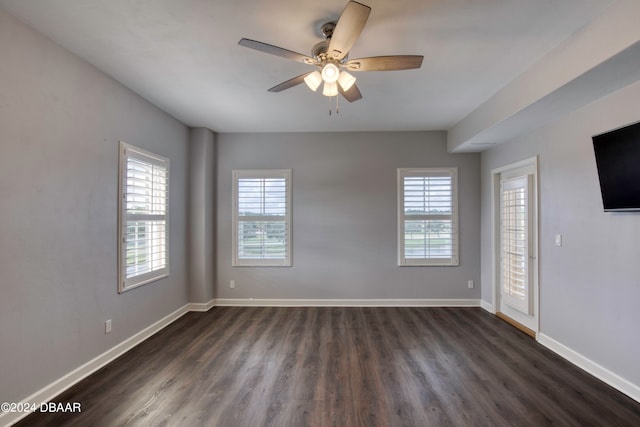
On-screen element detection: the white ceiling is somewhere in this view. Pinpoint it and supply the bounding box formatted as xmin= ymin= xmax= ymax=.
xmin=0 ymin=0 xmax=612 ymax=134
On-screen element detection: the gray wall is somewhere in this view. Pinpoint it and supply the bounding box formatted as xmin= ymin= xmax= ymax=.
xmin=217 ymin=132 xmax=481 ymax=300
xmin=480 ymin=80 xmax=640 ymax=387
xmin=0 ymin=9 xmax=190 ymax=404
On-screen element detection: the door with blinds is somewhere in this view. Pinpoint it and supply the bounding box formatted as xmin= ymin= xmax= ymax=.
xmin=495 ymin=160 xmax=538 ymax=337
xmin=500 ymin=176 xmax=532 ymax=314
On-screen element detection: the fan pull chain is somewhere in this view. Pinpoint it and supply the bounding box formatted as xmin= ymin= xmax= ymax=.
xmin=328 ymin=95 xmax=340 ymax=116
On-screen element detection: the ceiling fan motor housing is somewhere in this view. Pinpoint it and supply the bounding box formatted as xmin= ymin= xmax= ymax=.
xmin=311 ymin=40 xmax=330 ymax=59
xmin=321 ymin=22 xmax=336 ymax=39
xmin=312 ymin=22 xmax=337 ymax=60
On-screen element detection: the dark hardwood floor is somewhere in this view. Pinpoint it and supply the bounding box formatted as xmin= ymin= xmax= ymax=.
xmin=14 ymin=307 xmax=640 ymax=426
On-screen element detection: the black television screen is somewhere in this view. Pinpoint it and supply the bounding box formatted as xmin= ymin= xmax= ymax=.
xmin=592 ymin=121 xmax=640 ymax=212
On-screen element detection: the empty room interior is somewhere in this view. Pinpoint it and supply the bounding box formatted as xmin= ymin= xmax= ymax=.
xmin=2 ymin=0 xmax=640 ymax=426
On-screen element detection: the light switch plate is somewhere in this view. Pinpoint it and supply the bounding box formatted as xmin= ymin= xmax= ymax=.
xmin=555 ymin=234 xmax=562 ymax=247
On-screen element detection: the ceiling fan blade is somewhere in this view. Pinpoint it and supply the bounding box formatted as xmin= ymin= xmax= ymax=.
xmin=238 ymin=38 xmax=315 ymax=64
xmin=328 ymin=1 xmax=371 ymax=61
xmin=268 ymin=72 xmax=312 ymax=92
xmin=339 ymin=83 xmax=362 ymax=102
xmin=345 ymin=55 xmax=424 ymax=71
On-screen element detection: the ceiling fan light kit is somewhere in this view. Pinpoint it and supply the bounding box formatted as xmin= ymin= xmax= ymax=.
xmin=321 ymin=63 xmax=340 ymax=83
xmin=304 ymin=71 xmax=323 ymax=91
xmin=238 ymin=0 xmax=423 ymax=112
xmin=323 ymin=81 xmax=339 ymax=97
xmin=337 ymin=71 xmax=356 ymax=91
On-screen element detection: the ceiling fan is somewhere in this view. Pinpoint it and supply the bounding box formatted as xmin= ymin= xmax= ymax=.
xmin=238 ymin=0 xmax=423 ymax=104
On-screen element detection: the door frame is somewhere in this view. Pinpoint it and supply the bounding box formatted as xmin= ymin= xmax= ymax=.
xmin=491 ymin=156 xmax=540 ymax=338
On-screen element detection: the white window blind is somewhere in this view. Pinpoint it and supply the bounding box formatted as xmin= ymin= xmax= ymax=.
xmin=118 ymin=142 xmax=169 ymax=292
xmin=232 ymin=169 xmax=291 ymax=266
xmin=398 ymin=168 xmax=459 ymax=266
xmin=500 ymin=175 xmax=531 ymax=314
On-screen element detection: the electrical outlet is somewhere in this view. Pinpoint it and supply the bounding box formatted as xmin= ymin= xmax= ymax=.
xmin=105 ymin=319 xmax=112 ymax=334
xmin=230 ymin=280 xmax=235 ymax=289
xmin=467 ymin=280 xmax=474 ymax=289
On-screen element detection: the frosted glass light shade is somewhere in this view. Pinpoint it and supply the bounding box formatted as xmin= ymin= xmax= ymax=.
xmin=304 ymin=71 xmax=322 ymax=91
xmin=322 ymin=81 xmax=338 ymax=97
xmin=321 ymin=63 xmax=340 ymax=83
xmin=337 ymin=71 xmax=356 ymax=91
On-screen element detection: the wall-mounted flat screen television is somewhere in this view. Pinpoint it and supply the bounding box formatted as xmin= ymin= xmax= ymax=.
xmin=592 ymin=121 xmax=640 ymax=212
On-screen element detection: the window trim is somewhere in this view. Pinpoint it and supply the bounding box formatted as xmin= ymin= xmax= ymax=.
xmin=232 ymin=169 xmax=292 ymax=267
xmin=118 ymin=141 xmax=170 ymax=293
xmin=397 ymin=167 xmax=459 ymax=266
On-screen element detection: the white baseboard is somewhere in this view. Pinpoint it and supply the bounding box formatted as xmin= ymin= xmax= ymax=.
xmin=480 ymin=300 xmax=494 ymax=313
xmin=538 ymin=333 xmax=640 ymax=403
xmin=186 ymin=299 xmax=216 ymax=312
xmin=213 ymin=298 xmax=481 ymax=307
xmin=1 ymin=301 xmax=214 ymax=427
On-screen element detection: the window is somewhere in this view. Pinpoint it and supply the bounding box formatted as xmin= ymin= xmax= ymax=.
xmin=233 ymin=169 xmax=292 ymax=266
xmin=398 ymin=168 xmax=459 ymax=266
xmin=118 ymin=142 xmax=169 ymax=292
